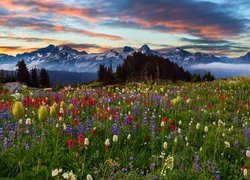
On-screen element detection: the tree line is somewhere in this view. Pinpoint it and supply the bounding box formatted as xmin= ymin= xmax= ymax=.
xmin=98 ymin=52 xmax=215 ymax=84
xmin=0 ymin=60 xmax=50 ymax=88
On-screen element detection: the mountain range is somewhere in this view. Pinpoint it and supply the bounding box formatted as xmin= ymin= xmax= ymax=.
xmin=0 ymin=44 xmax=250 ymax=74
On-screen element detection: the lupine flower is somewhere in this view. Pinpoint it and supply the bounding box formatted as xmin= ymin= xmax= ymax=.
xmin=38 ymin=106 xmax=48 ymax=122
xmin=12 ymin=101 xmax=24 ymax=120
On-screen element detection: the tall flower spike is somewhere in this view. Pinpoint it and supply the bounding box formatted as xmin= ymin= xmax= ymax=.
xmin=12 ymin=101 xmax=25 ymax=120
xmin=38 ymin=105 xmax=48 ymax=122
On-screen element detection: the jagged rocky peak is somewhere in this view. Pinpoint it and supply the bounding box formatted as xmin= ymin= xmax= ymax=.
xmin=139 ymin=44 xmax=151 ymax=52
xmin=123 ymin=46 xmax=134 ymax=53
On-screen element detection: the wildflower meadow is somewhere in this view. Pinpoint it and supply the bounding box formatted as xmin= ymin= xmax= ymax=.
xmin=0 ymin=77 xmax=250 ymax=179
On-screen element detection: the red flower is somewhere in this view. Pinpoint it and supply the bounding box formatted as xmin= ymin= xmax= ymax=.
xmin=157 ymin=128 xmax=161 ymax=134
xmin=77 ymin=134 xmax=83 ymax=145
xmin=136 ymin=122 xmax=141 ymax=129
xmin=91 ymin=128 xmax=96 ymax=135
xmin=68 ymin=139 xmax=74 ymax=150
xmin=242 ymin=165 xmax=247 ymax=170
xmin=128 ymin=115 xmax=133 ymax=124
xmin=73 ymin=119 xmax=78 ymax=126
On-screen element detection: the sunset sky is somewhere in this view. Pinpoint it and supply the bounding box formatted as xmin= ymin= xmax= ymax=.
xmin=0 ymin=0 xmax=249 ymax=57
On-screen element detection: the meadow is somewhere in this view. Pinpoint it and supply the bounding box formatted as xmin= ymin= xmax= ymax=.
xmin=0 ymin=77 xmax=250 ymax=179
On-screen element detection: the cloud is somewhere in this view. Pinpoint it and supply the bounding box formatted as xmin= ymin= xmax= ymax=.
xmin=58 ymin=43 xmax=109 ymax=53
xmin=0 ymin=16 xmax=124 ymax=40
xmin=0 ymin=0 xmax=99 ymax=23
xmin=190 ymin=63 xmax=250 ymax=78
xmin=0 ymin=46 xmax=40 ymax=54
xmin=27 ymin=60 xmax=45 ymax=69
xmin=0 ymin=35 xmax=65 ymax=44
xmin=0 ymin=63 xmax=15 ymax=70
xmin=179 ymin=37 xmax=250 ymax=56
xmin=100 ymin=0 xmax=248 ymax=40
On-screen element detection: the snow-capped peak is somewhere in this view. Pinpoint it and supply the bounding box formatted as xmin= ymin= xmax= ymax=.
xmin=139 ymin=44 xmax=151 ymax=53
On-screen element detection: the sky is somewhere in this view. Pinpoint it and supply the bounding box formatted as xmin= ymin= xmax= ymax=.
xmin=0 ymin=0 xmax=249 ymax=57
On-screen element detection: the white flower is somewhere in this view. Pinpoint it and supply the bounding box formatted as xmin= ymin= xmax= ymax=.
xmin=163 ymin=142 xmax=167 ymax=150
xmin=196 ymin=123 xmax=200 ymax=130
xmin=105 ymin=138 xmax=110 ymax=146
xmin=224 ymin=141 xmax=230 ymax=148
xmin=26 ymin=118 xmax=31 ymax=125
xmin=51 ymin=169 xmax=59 ymax=177
xmin=60 ymin=108 xmax=64 ymax=114
xmin=161 ymin=121 xmax=165 ymax=127
xmin=177 ymin=128 xmax=181 ymax=134
xmin=18 ymin=119 xmax=23 ymax=125
xmin=178 ymin=120 xmax=182 ymax=125
xmin=174 ymin=138 xmax=178 ymax=143
xmin=86 ymin=174 xmax=93 ymax=180
xmin=186 ymin=142 xmax=189 ymax=147
xmin=63 ymin=123 xmax=67 ymax=131
xmin=84 ymin=138 xmax=89 ymax=146
xmin=127 ymin=134 xmax=131 ymax=140
xmin=204 ymin=126 xmax=208 ymax=132
xmin=199 ymin=147 xmax=203 ymax=152
xmin=62 ymin=172 xmax=69 ymax=179
xmin=246 ymin=150 xmax=250 ymax=158
xmin=68 ymin=170 xmax=76 ymax=180
xmin=113 ymin=135 xmax=118 ymax=143
xmin=243 ymin=168 xmax=248 ymax=177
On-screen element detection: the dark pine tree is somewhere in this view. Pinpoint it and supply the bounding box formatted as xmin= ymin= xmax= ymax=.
xmin=203 ymin=72 xmax=215 ymax=81
xmin=16 ymin=60 xmax=30 ymax=85
xmin=30 ymin=67 xmax=39 ymax=88
xmin=98 ymin=64 xmax=106 ymax=82
xmin=39 ymin=68 xmax=50 ymax=88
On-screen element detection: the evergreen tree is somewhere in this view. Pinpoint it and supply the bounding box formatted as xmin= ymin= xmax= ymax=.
xmin=203 ymin=72 xmax=215 ymax=81
xmin=98 ymin=64 xmax=106 ymax=82
xmin=16 ymin=60 xmax=30 ymax=84
xmin=0 ymin=70 xmax=4 ymax=83
xmin=30 ymin=67 xmax=39 ymax=88
xmin=39 ymin=68 xmax=50 ymax=88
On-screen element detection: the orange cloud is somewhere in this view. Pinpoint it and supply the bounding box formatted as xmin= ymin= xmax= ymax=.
xmin=0 ymin=46 xmax=39 ymax=55
xmin=130 ymin=17 xmax=234 ymax=40
xmin=0 ymin=0 xmax=100 ymax=23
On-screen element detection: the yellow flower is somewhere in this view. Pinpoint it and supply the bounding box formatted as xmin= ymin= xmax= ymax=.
xmin=12 ymin=101 xmax=24 ymax=120
xmin=171 ymin=96 xmax=181 ymax=105
xmin=53 ymin=102 xmax=58 ymax=111
xmin=69 ymin=103 xmax=74 ymax=111
xmin=60 ymin=101 xmax=66 ymax=109
xmin=38 ymin=106 xmax=48 ymax=122
xmin=50 ymin=106 xmax=57 ymax=118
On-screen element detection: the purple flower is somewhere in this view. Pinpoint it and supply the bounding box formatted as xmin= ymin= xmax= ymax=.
xmin=193 ymin=155 xmax=200 ymax=172
xmin=3 ymin=137 xmax=8 ymax=149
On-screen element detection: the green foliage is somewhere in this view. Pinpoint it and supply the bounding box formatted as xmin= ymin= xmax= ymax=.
xmin=0 ymin=77 xmax=249 ymax=179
